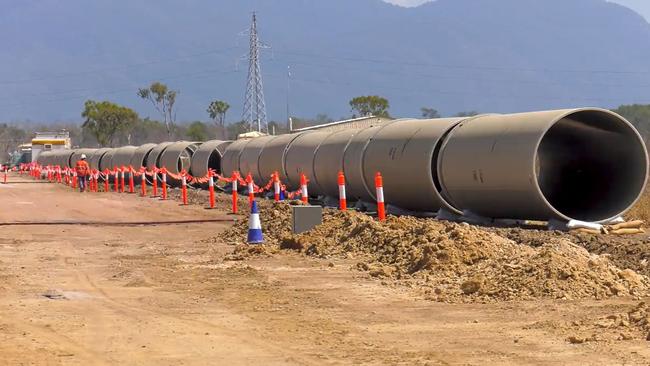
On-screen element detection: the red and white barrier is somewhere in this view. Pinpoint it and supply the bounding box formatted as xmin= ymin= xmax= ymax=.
xmin=120 ymin=166 xmax=126 ymax=193
xmin=246 ymin=173 xmax=254 ymax=208
xmin=181 ymin=170 xmax=188 ymax=205
xmin=103 ymin=169 xmax=110 ymax=192
xmin=141 ymin=170 xmax=147 ymax=197
xmin=338 ymin=171 xmax=347 ymax=211
xmin=231 ymin=171 xmax=239 ymax=214
xmin=113 ymin=169 xmax=119 ymax=192
xmin=300 ymin=173 xmax=308 ymax=204
xmin=128 ymin=166 xmax=135 ymax=193
xmin=161 ymin=168 xmax=168 ymax=200
xmin=375 ymin=172 xmax=386 ymax=221
xmin=273 ymin=171 xmax=281 ymax=202
xmin=208 ymin=172 xmax=216 ymax=209
xmin=152 ymin=169 xmax=158 ymax=197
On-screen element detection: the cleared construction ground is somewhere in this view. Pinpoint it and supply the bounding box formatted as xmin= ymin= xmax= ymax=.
xmin=1 ymin=172 xmax=649 ymax=365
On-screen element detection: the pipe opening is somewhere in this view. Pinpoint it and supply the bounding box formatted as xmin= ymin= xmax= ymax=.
xmin=208 ymin=150 xmax=222 ymax=174
xmin=536 ymin=110 xmax=648 ymax=222
xmin=140 ymin=150 xmax=152 ymax=169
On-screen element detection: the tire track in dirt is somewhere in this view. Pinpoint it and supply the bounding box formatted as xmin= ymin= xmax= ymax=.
xmin=73 ymin=260 xmax=325 ymax=365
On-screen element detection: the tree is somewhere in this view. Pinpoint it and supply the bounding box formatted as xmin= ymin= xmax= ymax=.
xmin=421 ymin=107 xmax=440 ymax=119
xmin=349 ymin=95 xmax=390 ymax=118
xmin=186 ymin=121 xmax=209 ymax=142
xmin=455 ymin=111 xmax=479 ymax=117
xmin=267 ymin=121 xmax=288 ymax=135
xmin=207 ymin=100 xmax=230 ymax=139
xmin=138 ymin=82 xmax=178 ymax=138
xmin=612 ymin=104 xmax=650 ymax=142
xmin=314 ymin=113 xmax=333 ymax=124
xmin=207 ymin=100 xmax=230 ymax=127
xmin=81 ymin=100 xmax=139 ymax=147
xmin=129 ymin=118 xmax=168 ymax=145
xmin=226 ymin=121 xmax=249 ymax=140
xmin=0 ymin=124 xmax=28 ymax=162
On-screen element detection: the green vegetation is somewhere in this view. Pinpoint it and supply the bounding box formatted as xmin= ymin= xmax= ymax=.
xmin=455 ymin=111 xmax=480 ymax=117
xmin=349 ymin=95 xmax=390 ymax=118
xmin=612 ymin=104 xmax=650 ymax=143
xmin=207 ymin=100 xmax=230 ymax=139
xmin=186 ymin=121 xmax=209 ymax=142
xmin=81 ymin=100 xmax=139 ymax=147
xmin=421 ymin=107 xmax=441 ymax=119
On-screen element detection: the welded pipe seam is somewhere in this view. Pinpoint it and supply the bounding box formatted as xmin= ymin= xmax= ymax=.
xmin=257 ymin=132 xmax=309 ymax=188
xmin=189 ymin=140 xmax=231 ymax=180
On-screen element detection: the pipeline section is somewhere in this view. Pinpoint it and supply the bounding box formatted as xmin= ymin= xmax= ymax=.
xmin=35 ymin=108 xmax=648 ymax=222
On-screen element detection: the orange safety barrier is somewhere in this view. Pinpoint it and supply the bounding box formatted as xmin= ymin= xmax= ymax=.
xmin=231 ymin=171 xmax=239 ymax=214
xmin=128 ymin=166 xmax=135 ymax=194
xmin=338 ymin=171 xmax=347 ymax=211
xmin=181 ymin=170 xmax=188 ymax=205
xmin=161 ymin=168 xmax=168 ymax=200
xmin=375 ymin=172 xmax=386 ymax=221
xmin=273 ymin=171 xmax=281 ymax=202
xmin=152 ymin=169 xmax=158 ymax=197
xmin=300 ymin=173 xmax=309 ymax=204
xmin=208 ymin=171 xmax=216 ymax=209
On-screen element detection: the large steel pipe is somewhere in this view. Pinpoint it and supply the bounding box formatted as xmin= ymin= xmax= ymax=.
xmin=99 ymin=149 xmax=116 ymax=172
xmin=342 ymin=126 xmax=383 ymax=202
xmin=221 ymin=139 xmax=252 ymax=178
xmin=130 ymin=143 xmax=157 ymax=169
xmin=363 ymin=118 xmax=470 ymax=213
xmin=144 ymin=142 xmax=174 ymax=184
xmin=258 ymin=133 xmax=307 ymax=187
xmin=239 ymin=136 xmax=277 ymax=184
xmin=190 ymin=140 xmax=231 ymax=180
xmin=159 ymin=141 xmax=200 ymax=186
xmin=37 ymin=151 xmax=53 ymax=166
xmin=88 ymin=148 xmax=111 ymax=170
xmin=284 ymin=131 xmax=332 ymax=192
xmin=70 ymin=149 xmax=97 ymax=168
xmin=313 ymin=129 xmax=360 ymax=197
xmin=146 ymin=142 xmax=174 ymax=171
xmin=110 ymin=146 xmax=137 ymax=170
xmin=53 ymin=150 xmax=75 ymax=168
xmin=438 ymin=108 xmax=648 ymax=222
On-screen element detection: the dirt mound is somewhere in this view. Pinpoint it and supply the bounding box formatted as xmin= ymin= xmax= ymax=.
xmin=220 ymin=203 xmax=650 ymax=302
xmin=494 ymin=227 xmax=650 ymax=279
xmin=549 ymin=302 xmax=650 ymax=343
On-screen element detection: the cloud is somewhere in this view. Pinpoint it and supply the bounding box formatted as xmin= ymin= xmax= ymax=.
xmin=384 ymin=0 xmax=432 ymax=7
xmin=383 ymin=0 xmax=650 ymax=21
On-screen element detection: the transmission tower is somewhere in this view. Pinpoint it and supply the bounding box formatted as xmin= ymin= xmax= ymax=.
xmin=242 ymin=12 xmax=268 ymax=133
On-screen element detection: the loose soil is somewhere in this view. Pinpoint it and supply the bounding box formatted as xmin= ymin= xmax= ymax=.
xmin=222 ymin=204 xmax=649 ymax=303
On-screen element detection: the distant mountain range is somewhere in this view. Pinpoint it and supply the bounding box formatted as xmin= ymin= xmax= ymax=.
xmin=1 ymin=0 xmax=650 ymax=123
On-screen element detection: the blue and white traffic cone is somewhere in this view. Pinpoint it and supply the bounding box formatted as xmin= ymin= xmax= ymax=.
xmin=247 ymin=200 xmax=264 ymax=244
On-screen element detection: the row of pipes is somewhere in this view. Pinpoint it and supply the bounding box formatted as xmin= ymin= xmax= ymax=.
xmin=37 ymin=108 xmax=649 ymax=223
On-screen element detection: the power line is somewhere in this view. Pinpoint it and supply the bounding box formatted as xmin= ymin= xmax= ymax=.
xmin=267 ymin=58 xmax=650 ymax=89
xmin=272 ymin=49 xmax=650 ymax=76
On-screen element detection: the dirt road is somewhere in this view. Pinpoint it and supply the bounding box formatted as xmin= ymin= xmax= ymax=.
xmin=1 ymin=174 xmax=649 ymax=365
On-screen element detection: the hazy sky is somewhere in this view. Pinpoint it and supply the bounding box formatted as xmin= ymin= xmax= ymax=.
xmin=384 ymin=0 xmax=650 ymax=21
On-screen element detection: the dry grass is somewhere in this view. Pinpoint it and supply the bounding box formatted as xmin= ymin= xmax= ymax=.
xmin=628 ymin=185 xmax=650 ymax=222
